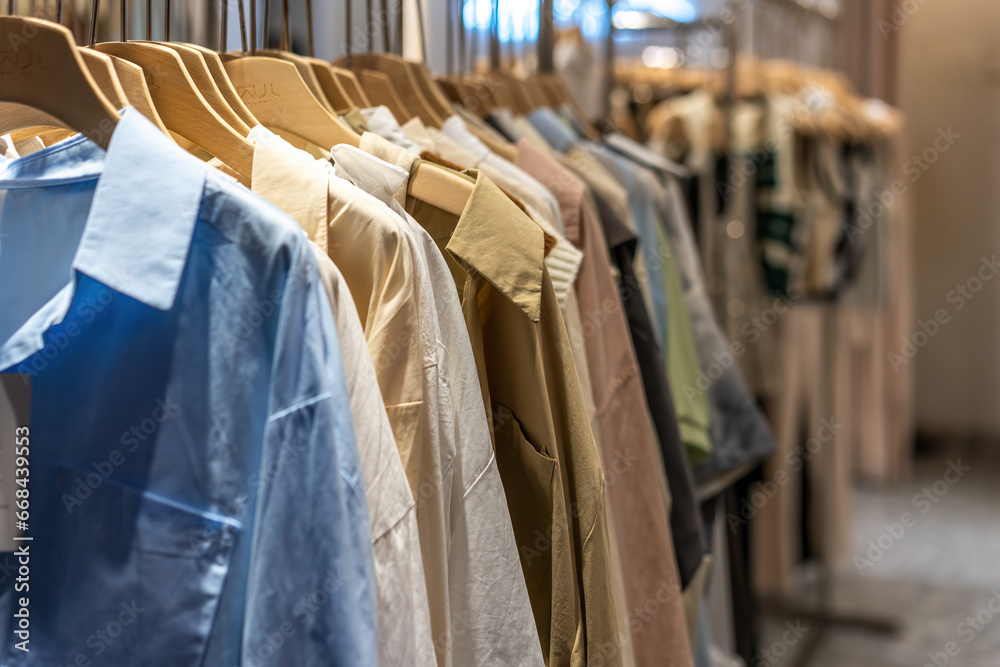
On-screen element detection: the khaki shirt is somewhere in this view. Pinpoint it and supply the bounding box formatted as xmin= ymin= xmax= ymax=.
xmin=516 ymin=141 xmax=694 ymax=667
xmin=363 ymin=133 xmax=624 ymax=667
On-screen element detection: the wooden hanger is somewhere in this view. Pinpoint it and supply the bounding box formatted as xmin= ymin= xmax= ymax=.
xmin=199 ymin=0 xmax=261 ymax=128
xmin=98 ymin=41 xmax=254 ymax=175
xmin=251 ymin=0 xmax=343 ymax=112
xmin=91 ymin=0 xmax=253 ymax=176
xmin=437 ymin=77 xmax=488 ymax=114
xmin=223 ymin=54 xmax=361 ymax=149
xmin=133 ymin=0 xmax=254 ymax=134
xmin=180 ymin=43 xmax=259 ymax=128
xmin=408 ymin=61 xmax=455 ymax=119
xmin=339 ymin=52 xmax=444 ymax=127
xmin=221 ymin=0 xmax=360 ymax=150
xmin=409 ymin=161 xmax=473 ymax=217
xmin=331 ymin=67 xmax=371 ymax=107
xmin=101 ymin=53 xmax=171 ymax=131
xmin=301 ymin=0 xmax=357 ymax=111
xmin=4 ymin=47 xmax=130 ymax=146
xmin=521 ymin=79 xmax=548 ymax=110
xmin=356 ymin=69 xmax=412 ymax=123
xmin=468 ymin=73 xmax=516 ymax=113
xmin=78 ymin=49 xmax=129 ymax=109
xmin=0 ymin=17 xmax=120 ymax=149
xmin=495 ymin=73 xmax=534 ymax=114
xmin=258 ymin=49 xmax=340 ymax=111
xmin=306 ymin=58 xmax=355 ymax=111
xmin=160 ymin=44 xmax=252 ymax=135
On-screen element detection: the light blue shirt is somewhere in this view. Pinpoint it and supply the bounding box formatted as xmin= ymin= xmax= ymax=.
xmin=0 ymin=109 xmax=377 ymax=666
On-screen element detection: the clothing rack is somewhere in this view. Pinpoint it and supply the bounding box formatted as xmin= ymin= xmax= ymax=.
xmin=720 ymin=3 xmax=901 ymax=665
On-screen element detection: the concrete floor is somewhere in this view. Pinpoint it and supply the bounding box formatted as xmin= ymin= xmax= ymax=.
xmin=759 ymin=440 xmax=1000 ymax=666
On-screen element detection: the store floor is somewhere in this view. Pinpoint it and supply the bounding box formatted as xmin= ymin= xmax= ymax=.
xmin=759 ymin=439 xmax=1000 ymax=666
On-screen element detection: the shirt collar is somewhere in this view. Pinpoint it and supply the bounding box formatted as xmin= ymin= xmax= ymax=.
xmin=446 ymin=172 xmax=544 ymax=322
xmin=359 ymin=131 xmax=545 ymax=321
xmin=329 ymin=144 xmax=410 ymax=215
xmin=0 ymin=107 xmax=205 ymax=312
xmin=248 ymin=125 xmax=330 ymax=247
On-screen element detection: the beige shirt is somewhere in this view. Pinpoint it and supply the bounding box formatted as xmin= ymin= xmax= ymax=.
xmin=235 ymin=128 xmax=438 ymax=664
xmin=516 ymin=140 xmax=694 ymax=667
xmin=362 ymin=133 xmax=625 ymax=667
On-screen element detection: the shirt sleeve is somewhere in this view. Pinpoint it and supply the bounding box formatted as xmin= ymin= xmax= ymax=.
xmin=242 ymin=238 xmax=378 ymax=666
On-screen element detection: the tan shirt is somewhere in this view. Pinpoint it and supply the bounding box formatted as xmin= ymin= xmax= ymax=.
xmin=516 ymin=140 xmax=694 ymax=667
xmin=362 ymin=133 xmax=625 ymax=667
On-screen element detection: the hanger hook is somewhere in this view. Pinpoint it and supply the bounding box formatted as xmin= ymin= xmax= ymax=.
xmin=446 ymin=0 xmax=453 ymax=73
xmin=280 ymin=0 xmax=289 ymax=51
xmin=415 ymin=0 xmax=427 ymax=63
xmin=345 ymin=0 xmax=351 ymax=65
xmin=248 ymin=0 xmax=255 ymax=53
xmin=88 ymin=0 xmax=99 ymax=44
xmin=457 ymin=0 xmax=466 ymax=73
xmin=163 ymin=0 xmax=170 ymax=40
xmin=364 ymin=0 xmax=371 ymax=51
xmin=120 ymin=0 xmax=127 ymax=40
xmin=219 ymin=0 xmax=227 ymax=51
xmin=379 ymin=0 xmax=388 ymax=52
xmin=236 ymin=0 xmax=247 ymax=54
xmin=262 ymin=0 xmax=269 ymax=48
xmin=304 ymin=0 xmax=313 ymax=56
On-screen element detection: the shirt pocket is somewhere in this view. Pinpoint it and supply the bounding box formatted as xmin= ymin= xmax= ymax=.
xmin=492 ymin=404 xmax=557 ymax=647
xmin=21 ymin=466 xmax=240 ymax=667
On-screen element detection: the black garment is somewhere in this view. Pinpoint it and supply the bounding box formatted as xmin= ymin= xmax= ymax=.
xmin=592 ymin=189 xmax=709 ymax=588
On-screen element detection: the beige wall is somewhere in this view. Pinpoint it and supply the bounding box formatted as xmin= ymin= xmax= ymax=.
xmin=899 ymin=0 xmax=1000 ymax=435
